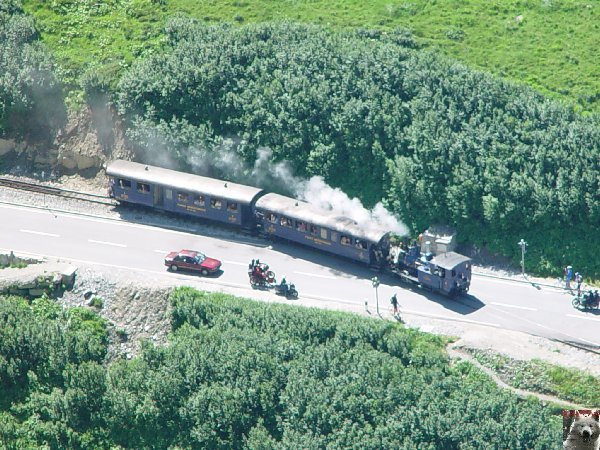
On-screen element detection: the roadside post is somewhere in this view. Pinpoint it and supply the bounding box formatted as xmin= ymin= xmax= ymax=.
xmin=518 ymin=239 xmax=528 ymax=277
xmin=371 ymin=276 xmax=380 ymax=316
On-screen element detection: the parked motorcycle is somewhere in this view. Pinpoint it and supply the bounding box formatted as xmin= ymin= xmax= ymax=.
xmin=571 ymin=291 xmax=600 ymax=310
xmin=274 ymin=280 xmax=299 ymax=299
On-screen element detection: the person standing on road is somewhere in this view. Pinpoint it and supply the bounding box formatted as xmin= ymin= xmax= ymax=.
xmin=575 ymin=272 xmax=583 ymax=296
xmin=565 ymin=265 xmax=574 ymax=289
xmin=390 ymin=294 xmax=399 ymax=315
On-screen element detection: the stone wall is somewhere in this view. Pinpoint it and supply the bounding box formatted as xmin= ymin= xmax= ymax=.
xmin=0 ymin=254 xmax=77 ymax=298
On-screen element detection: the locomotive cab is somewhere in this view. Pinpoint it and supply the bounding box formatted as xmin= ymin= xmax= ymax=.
xmin=425 ymin=252 xmax=472 ymax=296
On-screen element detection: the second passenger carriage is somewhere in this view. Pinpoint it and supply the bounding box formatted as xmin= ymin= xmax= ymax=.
xmin=254 ymin=193 xmax=390 ymax=267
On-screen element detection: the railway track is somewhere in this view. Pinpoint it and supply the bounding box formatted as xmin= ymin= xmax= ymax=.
xmin=552 ymin=339 xmax=600 ymax=356
xmin=0 ymin=177 xmax=116 ymax=206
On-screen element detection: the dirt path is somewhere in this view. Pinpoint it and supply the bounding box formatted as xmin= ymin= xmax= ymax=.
xmin=446 ymin=343 xmax=588 ymax=409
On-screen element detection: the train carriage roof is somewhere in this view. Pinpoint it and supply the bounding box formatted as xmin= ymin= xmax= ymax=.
xmin=106 ymin=160 xmax=265 ymax=204
xmin=431 ymin=252 xmax=471 ymax=270
xmin=255 ymin=193 xmax=390 ymax=244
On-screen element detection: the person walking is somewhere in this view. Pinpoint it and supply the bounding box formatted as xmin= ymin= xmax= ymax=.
xmin=390 ymin=294 xmax=399 ymax=315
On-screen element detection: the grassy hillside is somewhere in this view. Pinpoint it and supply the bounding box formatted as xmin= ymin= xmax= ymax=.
xmin=23 ymin=0 xmax=600 ymax=112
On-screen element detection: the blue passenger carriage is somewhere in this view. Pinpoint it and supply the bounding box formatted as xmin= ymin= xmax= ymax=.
xmin=254 ymin=193 xmax=390 ymax=267
xmin=106 ymin=160 xmax=265 ymax=228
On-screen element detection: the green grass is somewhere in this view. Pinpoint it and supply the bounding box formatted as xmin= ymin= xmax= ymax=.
xmin=22 ymin=0 xmax=600 ymax=112
xmin=466 ymin=348 xmax=600 ymax=406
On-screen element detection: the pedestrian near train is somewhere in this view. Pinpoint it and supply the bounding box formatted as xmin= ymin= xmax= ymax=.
xmin=575 ymin=272 xmax=583 ymax=296
xmin=565 ymin=265 xmax=573 ymax=289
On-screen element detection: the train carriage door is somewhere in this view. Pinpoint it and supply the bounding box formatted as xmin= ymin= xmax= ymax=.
xmin=153 ymin=185 xmax=163 ymax=207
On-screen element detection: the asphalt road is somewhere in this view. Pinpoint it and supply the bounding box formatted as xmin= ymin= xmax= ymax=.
xmin=1 ymin=202 xmax=598 ymax=348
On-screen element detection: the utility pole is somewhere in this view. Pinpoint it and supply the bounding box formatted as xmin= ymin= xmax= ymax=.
xmin=518 ymin=239 xmax=528 ymax=276
xmin=371 ymin=276 xmax=380 ymax=315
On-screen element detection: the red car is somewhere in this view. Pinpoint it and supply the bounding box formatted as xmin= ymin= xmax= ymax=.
xmin=165 ymin=249 xmax=222 ymax=276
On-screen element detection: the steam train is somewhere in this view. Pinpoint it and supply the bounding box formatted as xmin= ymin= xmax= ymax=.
xmin=107 ymin=160 xmax=472 ymax=296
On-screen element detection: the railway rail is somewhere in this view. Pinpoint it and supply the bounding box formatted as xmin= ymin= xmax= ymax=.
xmin=0 ymin=177 xmax=116 ymax=206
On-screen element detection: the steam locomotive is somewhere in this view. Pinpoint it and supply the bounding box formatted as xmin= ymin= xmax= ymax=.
xmin=107 ymin=160 xmax=471 ymax=296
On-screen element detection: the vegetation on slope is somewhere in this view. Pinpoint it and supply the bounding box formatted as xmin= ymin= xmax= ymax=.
xmin=0 ymin=290 xmax=561 ymax=449
xmin=22 ymin=0 xmax=600 ymax=112
xmin=0 ymin=0 xmax=65 ymax=141
xmin=116 ymin=20 xmax=600 ymax=277
xmin=465 ymin=348 xmax=600 ymax=407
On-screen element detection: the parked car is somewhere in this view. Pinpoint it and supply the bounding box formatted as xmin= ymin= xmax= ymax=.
xmin=164 ymin=249 xmax=222 ymax=276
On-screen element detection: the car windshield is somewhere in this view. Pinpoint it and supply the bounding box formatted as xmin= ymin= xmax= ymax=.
xmin=194 ymin=253 xmax=206 ymax=263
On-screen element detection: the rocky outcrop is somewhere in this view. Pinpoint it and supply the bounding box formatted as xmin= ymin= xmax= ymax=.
xmin=2 ymin=102 xmax=131 ymax=175
xmin=0 ymin=255 xmax=77 ymax=298
xmin=55 ymin=104 xmax=130 ymax=172
xmin=0 ymin=138 xmax=16 ymax=157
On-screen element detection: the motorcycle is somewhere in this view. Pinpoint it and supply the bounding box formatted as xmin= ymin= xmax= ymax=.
xmin=572 ymin=291 xmax=600 ymax=310
xmin=274 ymin=280 xmax=299 ymax=299
xmin=248 ymin=261 xmax=276 ymax=289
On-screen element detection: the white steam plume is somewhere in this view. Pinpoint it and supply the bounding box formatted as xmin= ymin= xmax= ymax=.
xmin=175 ymin=140 xmax=407 ymax=236
xmin=296 ymin=176 xmax=408 ymax=236
xmin=250 ymin=148 xmax=408 ymax=236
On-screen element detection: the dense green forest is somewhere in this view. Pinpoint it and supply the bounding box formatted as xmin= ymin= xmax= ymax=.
xmin=0 ymin=290 xmax=561 ymax=449
xmin=115 ymin=19 xmax=600 ymax=277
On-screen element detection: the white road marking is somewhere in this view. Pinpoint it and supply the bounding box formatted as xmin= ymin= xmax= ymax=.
xmin=20 ymin=229 xmax=60 ymax=237
xmin=223 ymin=260 xmax=247 ymax=266
xmin=490 ymin=305 xmax=598 ymax=345
xmin=154 ymin=250 xmax=170 ymax=254
xmin=0 ymin=248 xmax=247 ymax=290
xmin=88 ymin=239 xmax=127 ymax=248
xmin=294 ymin=271 xmax=338 ymax=280
xmin=566 ymin=314 xmax=600 ymax=323
xmin=490 ymin=302 xmax=537 ymax=311
xmin=401 ymin=308 xmax=501 ymax=327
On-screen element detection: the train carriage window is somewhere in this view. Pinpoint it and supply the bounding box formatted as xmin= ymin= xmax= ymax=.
xmin=227 ymin=202 xmax=238 ymax=211
xmin=194 ymin=195 xmax=205 ymax=206
xmin=331 ymin=231 xmax=339 ymax=243
xmin=137 ymin=182 xmax=150 ymax=193
xmin=355 ymin=239 xmax=367 ymax=250
xmin=310 ymin=225 xmax=319 ymax=236
xmin=296 ymin=221 xmax=307 ymax=232
xmin=340 ymin=235 xmax=351 ymax=246
xmin=320 ymin=228 xmax=328 ymax=239
xmin=280 ymin=216 xmax=292 ymax=227
xmin=165 ymin=189 xmax=172 ymax=200
xmin=210 ymin=198 xmax=223 ymax=209
xmin=267 ymin=213 xmax=277 ymax=223
xmin=118 ymin=179 xmax=131 ymax=189
xmin=177 ymin=192 xmax=189 ymax=202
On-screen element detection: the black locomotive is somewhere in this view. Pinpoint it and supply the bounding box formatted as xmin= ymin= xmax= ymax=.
xmin=107 ymin=160 xmax=471 ymax=297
